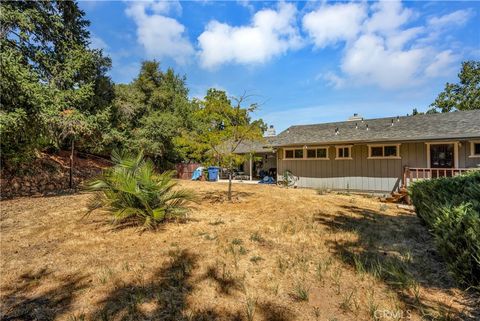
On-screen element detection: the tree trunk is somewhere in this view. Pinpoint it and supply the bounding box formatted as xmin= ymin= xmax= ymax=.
xmin=69 ymin=138 xmax=74 ymax=189
xmin=228 ymin=171 xmax=232 ymax=201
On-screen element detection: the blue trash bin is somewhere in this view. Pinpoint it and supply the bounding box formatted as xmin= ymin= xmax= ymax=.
xmin=207 ymin=167 xmax=220 ymax=181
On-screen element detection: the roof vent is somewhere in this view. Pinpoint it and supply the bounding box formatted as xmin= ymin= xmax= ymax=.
xmin=264 ymin=125 xmax=276 ymax=137
xmin=366 ymin=124 xmax=369 ymax=131
xmin=355 ymin=122 xmax=358 ymax=129
xmin=391 ymin=119 xmax=394 ymax=126
xmin=397 ymin=116 xmax=400 ymax=122
xmin=348 ymin=113 xmax=363 ymax=121
xmin=335 ymin=127 xmax=339 ymax=135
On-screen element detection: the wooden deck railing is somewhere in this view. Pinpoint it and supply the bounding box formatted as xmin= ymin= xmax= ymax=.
xmin=403 ymin=166 xmax=478 ymax=188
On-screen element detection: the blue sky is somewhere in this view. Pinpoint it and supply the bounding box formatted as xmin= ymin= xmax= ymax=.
xmin=79 ymin=0 xmax=480 ymax=131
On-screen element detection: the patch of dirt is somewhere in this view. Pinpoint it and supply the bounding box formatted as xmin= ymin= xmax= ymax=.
xmin=0 ymin=181 xmax=478 ymax=321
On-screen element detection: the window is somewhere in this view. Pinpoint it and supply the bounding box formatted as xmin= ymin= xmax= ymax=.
xmin=335 ymin=146 xmax=352 ymax=160
xmin=317 ymin=148 xmax=327 ymax=159
xmin=371 ymin=146 xmax=383 ymax=157
xmin=470 ymin=141 xmax=480 ymax=158
xmin=284 ymin=148 xmax=303 ymax=159
xmin=284 ymin=147 xmax=329 ymax=160
xmin=306 ymin=147 xmax=328 ymax=159
xmin=368 ymin=145 xmax=400 ymax=159
xmin=384 ymin=146 xmax=398 ymax=157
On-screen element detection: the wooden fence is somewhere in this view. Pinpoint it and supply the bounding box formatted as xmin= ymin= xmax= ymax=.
xmin=175 ymin=163 xmax=201 ymax=180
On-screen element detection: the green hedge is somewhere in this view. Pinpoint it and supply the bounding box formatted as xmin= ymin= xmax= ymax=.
xmin=409 ymin=170 xmax=480 ymax=289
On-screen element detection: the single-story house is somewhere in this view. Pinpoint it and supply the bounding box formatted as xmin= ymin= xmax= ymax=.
xmin=236 ymin=110 xmax=480 ymax=193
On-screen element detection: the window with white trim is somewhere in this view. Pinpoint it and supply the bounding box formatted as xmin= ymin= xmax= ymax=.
xmin=284 ymin=148 xmax=303 ymax=159
xmin=368 ymin=145 xmax=400 ymax=159
xmin=335 ymin=146 xmax=352 ymax=159
xmin=306 ymin=147 xmax=328 ymax=159
xmin=470 ymin=141 xmax=480 ymax=158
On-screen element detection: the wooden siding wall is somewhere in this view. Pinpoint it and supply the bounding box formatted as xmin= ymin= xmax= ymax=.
xmin=465 ymin=142 xmax=480 ymax=168
xmin=276 ymin=142 xmax=474 ymax=193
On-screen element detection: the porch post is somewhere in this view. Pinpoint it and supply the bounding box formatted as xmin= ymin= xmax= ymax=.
xmin=249 ymin=154 xmax=253 ymax=181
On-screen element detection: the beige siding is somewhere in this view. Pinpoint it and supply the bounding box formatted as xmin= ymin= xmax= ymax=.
xmin=277 ymin=141 xmax=480 ymax=193
xmin=465 ymin=141 xmax=480 ymax=168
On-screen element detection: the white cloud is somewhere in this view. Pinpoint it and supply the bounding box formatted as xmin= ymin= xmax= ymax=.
xmin=364 ymin=0 xmax=414 ymax=35
xmin=125 ymin=1 xmax=194 ymax=64
xmin=304 ymin=0 xmax=473 ymax=89
xmin=197 ymin=2 xmax=303 ymax=69
xmin=425 ymin=50 xmax=458 ymax=78
xmin=321 ymin=72 xmax=346 ymax=89
xmin=427 ymin=9 xmax=474 ymax=28
xmin=302 ymin=2 xmax=367 ymax=48
xmin=341 ymin=34 xmax=426 ymax=88
xmin=237 ymin=0 xmax=255 ymax=13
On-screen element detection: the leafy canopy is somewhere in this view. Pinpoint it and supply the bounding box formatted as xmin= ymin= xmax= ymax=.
xmin=0 ymin=0 xmax=114 ymax=166
xmin=176 ymin=89 xmax=266 ymax=200
xmin=430 ymin=61 xmax=480 ymax=113
xmin=177 ymin=89 xmax=265 ymax=169
xmin=108 ymin=60 xmax=198 ymax=168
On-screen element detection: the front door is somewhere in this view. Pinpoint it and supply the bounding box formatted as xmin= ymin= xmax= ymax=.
xmin=430 ymin=144 xmax=454 ymax=168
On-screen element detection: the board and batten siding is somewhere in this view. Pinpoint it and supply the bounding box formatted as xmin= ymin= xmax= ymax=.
xmin=275 ymin=142 xmax=465 ymax=193
xmin=465 ymin=141 xmax=480 ymax=168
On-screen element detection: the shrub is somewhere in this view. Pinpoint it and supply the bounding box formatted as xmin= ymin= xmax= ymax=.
xmin=409 ymin=171 xmax=480 ymax=288
xmin=86 ymin=150 xmax=196 ymax=229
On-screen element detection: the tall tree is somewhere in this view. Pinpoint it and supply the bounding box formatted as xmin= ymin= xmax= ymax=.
xmin=112 ymin=61 xmax=197 ymax=167
xmin=177 ymin=89 xmax=264 ymax=201
xmin=430 ymin=61 xmax=480 ymax=113
xmin=0 ymin=0 xmax=114 ymax=166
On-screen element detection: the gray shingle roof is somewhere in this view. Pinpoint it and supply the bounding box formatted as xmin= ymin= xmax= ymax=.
xmin=234 ymin=137 xmax=276 ymax=154
xmin=272 ymin=110 xmax=480 ymax=147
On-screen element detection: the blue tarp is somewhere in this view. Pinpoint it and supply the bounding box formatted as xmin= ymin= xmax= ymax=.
xmin=191 ymin=167 xmax=204 ymax=180
xmin=258 ymin=176 xmax=275 ymax=184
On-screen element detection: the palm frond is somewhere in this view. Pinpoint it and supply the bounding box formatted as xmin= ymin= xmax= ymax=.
xmin=85 ymin=151 xmax=196 ymax=229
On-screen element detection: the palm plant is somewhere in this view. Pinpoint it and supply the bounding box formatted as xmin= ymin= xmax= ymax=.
xmin=86 ymin=150 xmax=196 ymax=229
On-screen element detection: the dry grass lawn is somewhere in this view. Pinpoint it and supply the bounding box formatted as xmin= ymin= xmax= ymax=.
xmin=1 ymin=181 xmax=478 ymax=321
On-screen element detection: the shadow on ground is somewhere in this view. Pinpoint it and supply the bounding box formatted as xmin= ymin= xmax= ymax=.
xmin=0 ymin=268 xmax=88 ymax=321
xmin=313 ymin=205 xmax=480 ymax=321
xmin=92 ymin=249 xmax=244 ymax=321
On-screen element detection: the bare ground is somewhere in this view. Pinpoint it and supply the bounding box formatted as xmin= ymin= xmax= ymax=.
xmin=0 ymin=181 xmax=478 ymax=321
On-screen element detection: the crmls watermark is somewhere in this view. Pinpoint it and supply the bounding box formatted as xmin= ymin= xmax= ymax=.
xmin=374 ymin=309 xmax=412 ymax=320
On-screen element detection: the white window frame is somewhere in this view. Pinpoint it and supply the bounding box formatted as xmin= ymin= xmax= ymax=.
xmin=335 ymin=145 xmax=353 ymax=160
xmin=425 ymin=141 xmax=459 ymax=169
xmin=469 ymin=141 xmax=480 ymax=158
xmin=367 ymin=144 xmax=401 ymax=159
xmin=283 ymin=146 xmax=330 ymax=160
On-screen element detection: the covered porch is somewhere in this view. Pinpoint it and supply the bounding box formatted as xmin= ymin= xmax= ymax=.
xmin=240 ymin=151 xmax=277 ymax=181
xmin=402 ymin=141 xmax=480 ymax=188
xmin=233 ymin=137 xmax=277 ymax=182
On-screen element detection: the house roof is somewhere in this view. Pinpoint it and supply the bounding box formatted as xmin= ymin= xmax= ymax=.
xmin=234 ymin=136 xmax=276 ymax=154
xmin=272 ymin=110 xmax=480 ymax=147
